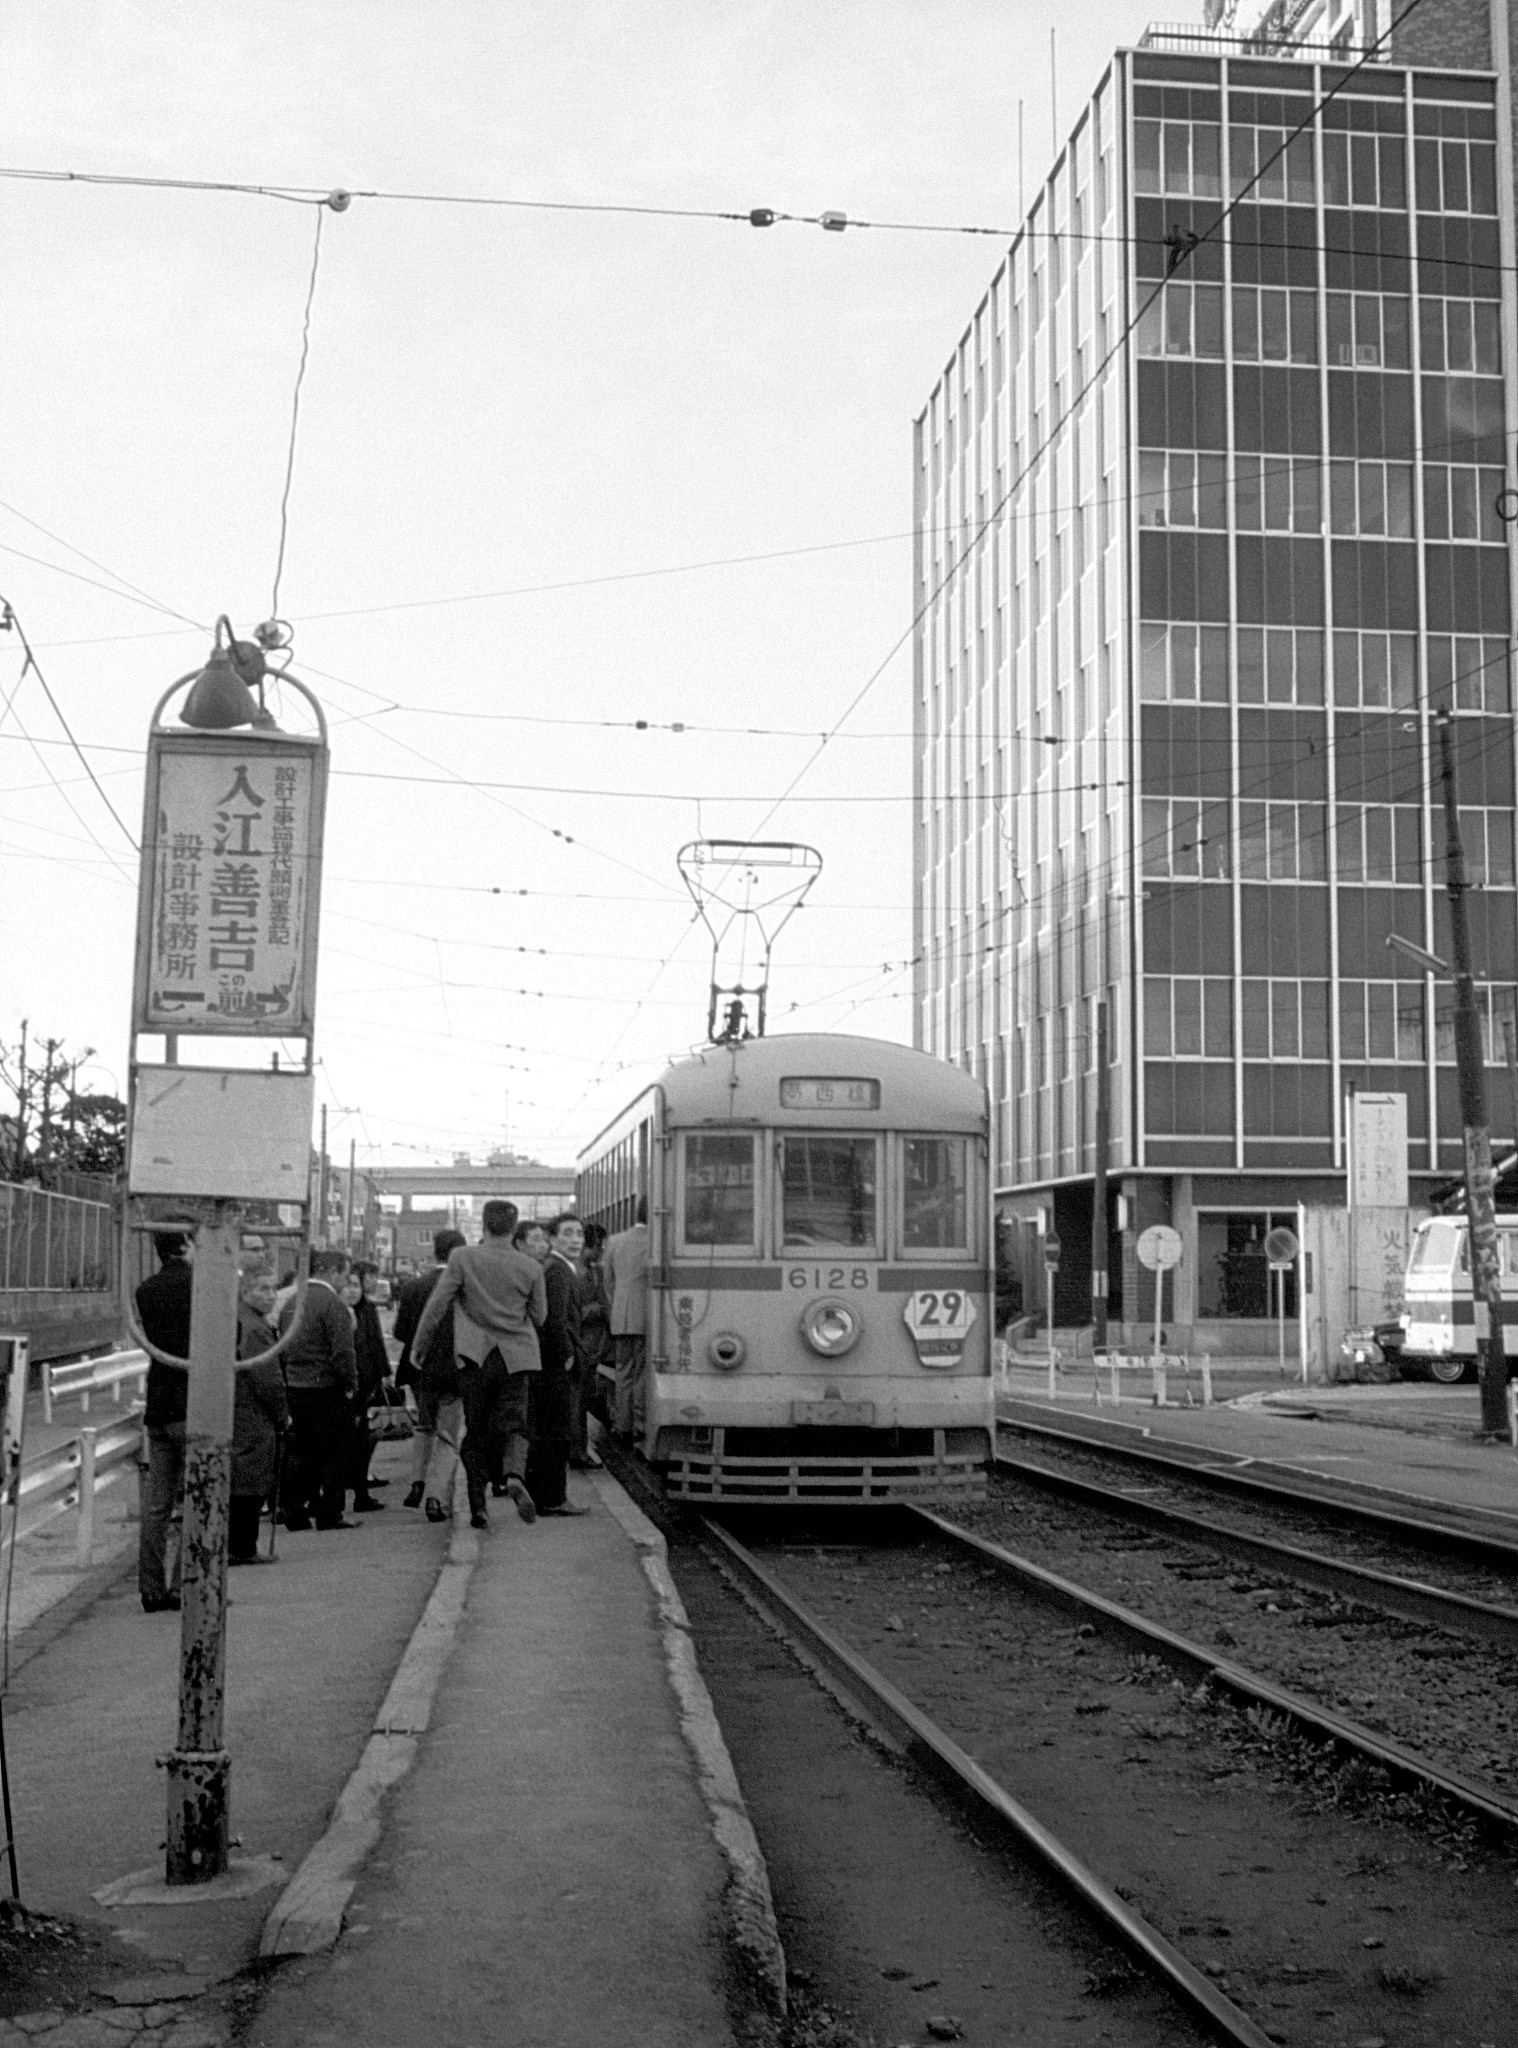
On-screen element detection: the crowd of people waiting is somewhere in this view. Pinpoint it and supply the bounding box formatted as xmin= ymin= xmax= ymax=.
xmin=134 ymin=1195 xmax=650 ymax=1611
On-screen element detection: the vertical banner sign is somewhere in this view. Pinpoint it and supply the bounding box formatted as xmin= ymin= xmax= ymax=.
xmin=132 ymin=733 xmax=326 ymax=1038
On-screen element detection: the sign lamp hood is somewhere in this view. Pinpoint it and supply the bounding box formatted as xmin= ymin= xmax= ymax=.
xmin=179 ymin=615 xmax=277 ymax=731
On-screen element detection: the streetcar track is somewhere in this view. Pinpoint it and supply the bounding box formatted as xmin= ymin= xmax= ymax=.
xmin=700 ymin=1514 xmax=1278 ymax=2048
xmin=993 ymin=1445 xmax=1518 ymax=1651
xmin=916 ymin=1504 xmax=1518 ymax=1843
xmin=712 ymin=1505 xmax=1518 ymax=2047
xmin=998 ymin=1404 xmax=1518 ymax=1567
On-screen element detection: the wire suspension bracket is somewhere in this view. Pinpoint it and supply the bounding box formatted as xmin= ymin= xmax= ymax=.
xmin=678 ymin=839 xmax=821 ymax=1044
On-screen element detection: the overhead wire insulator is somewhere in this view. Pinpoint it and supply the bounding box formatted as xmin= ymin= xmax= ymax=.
xmin=749 ymin=208 xmax=776 ymax=227
xmin=820 ymin=211 xmax=848 ymax=232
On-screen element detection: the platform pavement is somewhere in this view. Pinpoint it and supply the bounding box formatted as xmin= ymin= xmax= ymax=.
xmin=998 ymin=1365 xmax=1518 ymax=1525
xmin=2 ymin=1435 xmax=756 ymax=2047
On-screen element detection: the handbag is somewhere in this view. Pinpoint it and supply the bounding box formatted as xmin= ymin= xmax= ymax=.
xmin=368 ymin=1385 xmax=415 ymax=1443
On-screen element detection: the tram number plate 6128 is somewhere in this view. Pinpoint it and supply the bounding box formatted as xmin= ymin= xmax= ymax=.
xmin=902 ymin=1287 xmax=977 ymax=1363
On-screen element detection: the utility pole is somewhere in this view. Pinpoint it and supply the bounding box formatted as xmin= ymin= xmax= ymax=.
xmin=1436 ymin=711 xmax=1508 ymax=1436
xmin=1092 ymin=999 xmax=1110 ymax=1351
xmin=8 ymin=1021 xmax=27 ymax=1181
xmin=35 ymin=1038 xmax=63 ymax=1167
xmin=318 ymin=1102 xmax=329 ymax=1248
xmin=346 ymin=1139 xmax=356 ymax=1255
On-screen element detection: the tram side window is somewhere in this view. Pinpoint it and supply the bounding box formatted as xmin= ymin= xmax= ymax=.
xmin=783 ymin=1136 xmax=878 ymax=1249
xmin=682 ymin=1133 xmax=756 ymax=1247
xmin=902 ymin=1137 xmax=969 ymax=1250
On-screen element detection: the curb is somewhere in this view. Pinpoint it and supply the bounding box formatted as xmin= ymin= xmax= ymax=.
xmin=591 ymin=1468 xmax=788 ymax=2018
xmin=258 ymin=1484 xmax=479 ymax=1958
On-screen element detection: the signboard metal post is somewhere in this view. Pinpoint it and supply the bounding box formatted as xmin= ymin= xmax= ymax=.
xmin=126 ymin=625 xmax=327 ymax=1887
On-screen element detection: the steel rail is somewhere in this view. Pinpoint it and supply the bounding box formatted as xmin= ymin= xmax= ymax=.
xmin=994 ymin=1446 xmax=1518 ymax=1651
xmin=914 ymin=1505 xmax=1518 ymax=1843
xmin=998 ymin=1406 xmax=1518 ymax=1571
xmin=700 ymin=1514 xmax=1276 ymax=2048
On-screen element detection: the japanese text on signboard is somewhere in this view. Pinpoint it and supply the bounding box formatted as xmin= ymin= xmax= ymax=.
xmin=145 ymin=747 xmax=313 ymax=1029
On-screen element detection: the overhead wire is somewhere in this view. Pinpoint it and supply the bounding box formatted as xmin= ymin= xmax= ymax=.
xmin=271 ymin=204 xmax=326 ymax=618
xmin=750 ymin=0 xmax=1437 ymax=854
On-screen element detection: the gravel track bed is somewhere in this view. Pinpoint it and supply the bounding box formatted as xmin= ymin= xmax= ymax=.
xmin=745 ymin=1525 xmax=1518 ymax=2048
xmin=962 ymin=1472 xmax=1518 ymax=1799
xmin=667 ymin=1538 xmax=1213 ymax=2048
xmin=996 ymin=1432 xmax=1518 ymax=1606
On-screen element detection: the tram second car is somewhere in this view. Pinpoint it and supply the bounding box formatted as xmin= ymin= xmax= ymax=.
xmin=577 ymin=1032 xmax=994 ymax=1504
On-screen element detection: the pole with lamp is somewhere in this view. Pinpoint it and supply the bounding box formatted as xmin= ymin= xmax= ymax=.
xmin=123 ymin=617 xmax=328 ymax=1883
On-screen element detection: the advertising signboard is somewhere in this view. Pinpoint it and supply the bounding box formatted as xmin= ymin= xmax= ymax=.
xmin=131 ymin=731 xmax=326 ymax=1038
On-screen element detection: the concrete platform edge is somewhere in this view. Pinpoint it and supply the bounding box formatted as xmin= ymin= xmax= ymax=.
xmin=257 ymin=1497 xmax=480 ymax=1960
xmin=590 ymin=1466 xmax=789 ymax=2018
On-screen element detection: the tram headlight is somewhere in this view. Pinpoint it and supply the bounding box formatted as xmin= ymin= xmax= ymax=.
xmin=801 ymin=1297 xmax=862 ymax=1357
xmin=708 ymin=1332 xmax=746 ymax=1371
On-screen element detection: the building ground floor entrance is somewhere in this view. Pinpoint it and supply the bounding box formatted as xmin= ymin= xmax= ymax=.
xmin=995 ymin=1170 xmax=1424 ymax=1358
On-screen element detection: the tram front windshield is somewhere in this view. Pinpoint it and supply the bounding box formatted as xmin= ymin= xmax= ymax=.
xmin=783 ymin=1136 xmax=877 ymax=1249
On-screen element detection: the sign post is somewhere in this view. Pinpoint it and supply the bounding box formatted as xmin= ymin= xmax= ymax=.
xmin=1042 ymin=1230 xmax=1061 ymax=1393
xmin=1136 ymin=1224 xmax=1183 ymax=1368
xmin=125 ymin=619 xmax=327 ymax=1886
xmin=1264 ymin=1226 xmax=1300 ymax=1381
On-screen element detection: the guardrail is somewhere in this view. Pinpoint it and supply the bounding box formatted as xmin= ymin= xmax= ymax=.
xmin=1088 ymin=1351 xmax=1214 ymax=1408
xmin=43 ymin=1346 xmax=149 ymax=1423
xmin=5 ymin=1412 xmax=144 ymax=1569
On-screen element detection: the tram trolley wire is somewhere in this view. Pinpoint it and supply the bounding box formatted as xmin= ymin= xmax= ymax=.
xmin=997 ymin=1404 xmax=1518 ymax=1573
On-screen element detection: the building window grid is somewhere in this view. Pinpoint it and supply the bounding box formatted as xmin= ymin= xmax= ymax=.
xmin=917 ymin=59 xmax=1499 ymax=1171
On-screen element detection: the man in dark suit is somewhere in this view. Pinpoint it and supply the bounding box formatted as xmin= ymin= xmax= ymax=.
xmin=394 ymin=1228 xmax=466 ymax=1513
xmin=527 ymin=1214 xmax=588 ymax=1516
xmin=278 ymin=1247 xmax=359 ymax=1531
xmin=137 ymin=1231 xmax=194 ymax=1613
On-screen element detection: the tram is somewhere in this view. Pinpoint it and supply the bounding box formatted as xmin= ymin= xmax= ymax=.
xmin=1399 ymin=1212 xmax=1518 ymax=1382
xmin=576 ymin=1032 xmax=993 ymax=1503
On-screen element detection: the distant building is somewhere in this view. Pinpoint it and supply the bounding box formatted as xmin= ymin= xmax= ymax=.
xmin=913 ymin=13 xmax=1517 ymax=1348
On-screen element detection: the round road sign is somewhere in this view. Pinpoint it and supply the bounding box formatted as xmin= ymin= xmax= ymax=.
xmin=1043 ymin=1231 xmax=1062 ymax=1268
xmin=1136 ymin=1224 xmax=1183 ymax=1272
xmin=1264 ymin=1226 xmax=1299 ymax=1269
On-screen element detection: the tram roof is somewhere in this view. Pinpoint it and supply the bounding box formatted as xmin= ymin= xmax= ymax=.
xmin=656 ymin=1032 xmax=985 ymax=1130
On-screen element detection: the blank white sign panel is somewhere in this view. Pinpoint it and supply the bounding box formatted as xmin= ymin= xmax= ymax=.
xmin=129 ymin=1068 xmax=314 ymax=1201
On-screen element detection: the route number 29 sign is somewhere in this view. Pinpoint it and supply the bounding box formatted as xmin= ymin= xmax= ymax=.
xmin=902 ymin=1287 xmax=978 ymax=1366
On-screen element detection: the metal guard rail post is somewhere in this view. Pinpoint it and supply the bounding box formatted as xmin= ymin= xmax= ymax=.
xmin=7 ymin=1410 xmax=145 ymax=1570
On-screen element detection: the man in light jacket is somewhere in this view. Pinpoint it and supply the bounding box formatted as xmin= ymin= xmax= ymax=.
xmin=605 ymin=1196 xmax=650 ymax=1446
xmin=411 ymin=1199 xmax=546 ymax=1530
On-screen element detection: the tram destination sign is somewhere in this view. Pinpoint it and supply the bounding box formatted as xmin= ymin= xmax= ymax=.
xmin=132 ymin=729 xmax=327 ymax=1038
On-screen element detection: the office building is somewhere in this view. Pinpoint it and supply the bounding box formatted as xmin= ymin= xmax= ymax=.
xmin=912 ymin=11 xmax=1517 ymax=1347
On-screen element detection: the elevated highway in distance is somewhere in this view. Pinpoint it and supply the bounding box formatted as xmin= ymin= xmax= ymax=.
xmin=366 ymin=1161 xmax=576 ymax=1209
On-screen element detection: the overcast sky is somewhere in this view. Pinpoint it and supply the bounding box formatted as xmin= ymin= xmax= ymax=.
xmin=1 ymin=0 xmax=1157 ymax=1171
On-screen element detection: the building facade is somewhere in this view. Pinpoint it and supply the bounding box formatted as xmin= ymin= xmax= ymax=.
xmin=913 ymin=22 xmax=1518 ymax=1348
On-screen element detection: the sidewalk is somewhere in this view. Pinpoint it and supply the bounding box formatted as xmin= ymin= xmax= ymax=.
xmin=4 ymin=1434 xmax=451 ymax=1985
xmin=1 ymin=1435 xmax=772 ymax=2048
xmin=998 ymin=1372 xmax=1518 ymax=1526
xmin=245 ymin=1470 xmax=746 ymax=2048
